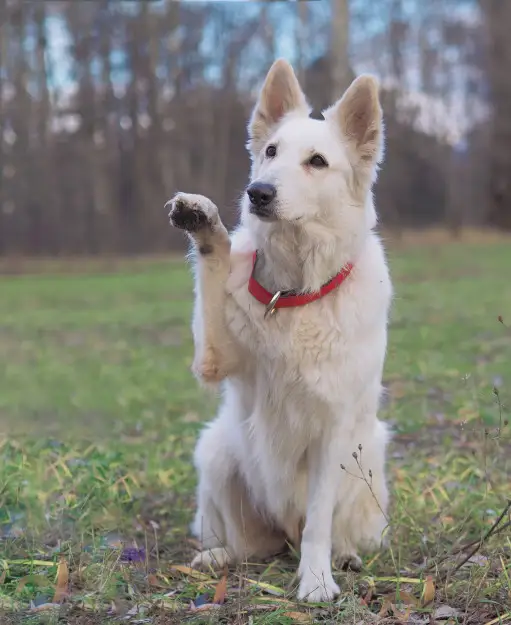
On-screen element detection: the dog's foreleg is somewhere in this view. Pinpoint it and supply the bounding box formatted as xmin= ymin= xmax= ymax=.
xmin=167 ymin=192 xmax=238 ymax=384
xmin=297 ymin=431 xmax=342 ymax=603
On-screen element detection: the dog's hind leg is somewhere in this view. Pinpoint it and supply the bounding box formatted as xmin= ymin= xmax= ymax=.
xmin=190 ymin=415 xmax=286 ymax=570
xmin=332 ymin=418 xmax=389 ymax=570
xmin=167 ymin=193 xmax=238 ymax=384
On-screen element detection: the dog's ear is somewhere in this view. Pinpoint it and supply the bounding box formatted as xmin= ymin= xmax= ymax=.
xmin=324 ymin=75 xmax=383 ymax=169
xmin=248 ymin=59 xmax=309 ymax=155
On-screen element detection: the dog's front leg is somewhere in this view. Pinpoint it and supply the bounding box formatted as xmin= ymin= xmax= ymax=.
xmin=167 ymin=193 xmax=238 ymax=384
xmin=297 ymin=431 xmax=341 ymax=603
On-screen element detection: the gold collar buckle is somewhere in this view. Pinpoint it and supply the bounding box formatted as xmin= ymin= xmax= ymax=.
xmin=264 ymin=291 xmax=282 ymax=319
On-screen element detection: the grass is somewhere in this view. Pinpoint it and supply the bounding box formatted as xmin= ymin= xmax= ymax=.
xmin=0 ymin=239 xmax=510 ymax=624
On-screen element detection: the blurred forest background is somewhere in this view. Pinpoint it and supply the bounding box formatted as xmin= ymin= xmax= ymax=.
xmin=0 ymin=0 xmax=510 ymax=256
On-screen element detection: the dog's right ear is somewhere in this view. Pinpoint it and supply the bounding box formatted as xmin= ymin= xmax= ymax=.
xmin=248 ymin=59 xmax=309 ymax=155
xmin=324 ymin=75 xmax=383 ymax=168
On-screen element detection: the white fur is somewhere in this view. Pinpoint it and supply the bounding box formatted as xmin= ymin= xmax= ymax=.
xmin=167 ymin=59 xmax=392 ymax=603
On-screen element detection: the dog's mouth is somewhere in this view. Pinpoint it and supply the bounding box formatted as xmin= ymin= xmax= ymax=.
xmin=249 ymin=203 xmax=279 ymax=222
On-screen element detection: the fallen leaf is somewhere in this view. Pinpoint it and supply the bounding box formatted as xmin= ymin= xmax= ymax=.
xmin=360 ymin=586 xmax=373 ymax=606
xmin=213 ymin=572 xmax=227 ymax=605
xmin=378 ymin=590 xmax=416 ymax=606
xmin=124 ymin=604 xmax=144 ymax=617
xmin=108 ymin=599 xmax=134 ymax=617
xmin=466 ymin=554 xmax=489 ymax=567
xmin=169 ymin=565 xmax=214 ymax=581
xmin=29 ymin=603 xmax=60 ymax=613
xmin=433 ymin=605 xmax=461 ymax=620
xmin=371 ymin=576 xmax=422 ymax=584
xmin=191 ymin=592 xmax=210 ymax=608
xmin=422 ymin=575 xmax=435 ymax=606
xmin=284 ymin=611 xmax=311 ymax=623
xmin=16 ymin=575 xmax=51 ymax=593
xmin=251 ymin=596 xmax=294 ymax=606
xmin=378 ymin=598 xmax=392 ymax=617
xmin=147 ymin=573 xmax=168 ymax=589
xmin=52 ymin=557 xmax=69 ymax=603
xmin=0 ymin=570 xmax=6 ymax=585
xmin=396 ymin=590 xmax=418 ymax=606
xmin=406 ymin=616 xmax=430 ymax=625
xmin=189 ymin=602 xmax=222 ymax=612
xmin=33 ymin=593 xmax=51 ymax=607
xmin=391 ymin=603 xmax=412 ymax=622
xmin=245 ymin=578 xmax=285 ymax=596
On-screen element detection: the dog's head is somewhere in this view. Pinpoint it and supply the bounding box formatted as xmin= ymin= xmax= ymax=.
xmin=243 ymin=59 xmax=383 ymax=235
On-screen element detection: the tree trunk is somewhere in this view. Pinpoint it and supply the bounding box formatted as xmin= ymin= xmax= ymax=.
xmin=481 ymin=0 xmax=511 ymax=230
xmin=329 ymin=0 xmax=354 ymax=101
xmin=295 ymin=1 xmax=308 ymax=85
xmin=0 ymin=0 xmax=6 ymax=254
xmin=96 ymin=0 xmax=120 ymax=253
xmin=11 ymin=1 xmax=33 ymax=254
xmin=34 ymin=3 xmax=58 ymax=254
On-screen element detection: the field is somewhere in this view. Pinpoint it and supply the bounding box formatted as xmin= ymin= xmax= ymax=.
xmin=0 ymin=238 xmax=510 ymax=624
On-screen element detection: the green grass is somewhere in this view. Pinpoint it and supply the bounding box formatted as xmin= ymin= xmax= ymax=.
xmin=0 ymin=241 xmax=510 ymax=624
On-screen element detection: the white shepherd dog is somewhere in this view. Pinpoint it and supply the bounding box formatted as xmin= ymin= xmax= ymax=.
xmin=167 ymin=59 xmax=392 ymax=603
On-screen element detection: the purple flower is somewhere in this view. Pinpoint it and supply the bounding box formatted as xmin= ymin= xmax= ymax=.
xmin=120 ymin=547 xmax=146 ymax=563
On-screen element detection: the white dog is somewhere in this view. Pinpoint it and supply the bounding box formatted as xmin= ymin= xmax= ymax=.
xmin=167 ymin=59 xmax=392 ymax=603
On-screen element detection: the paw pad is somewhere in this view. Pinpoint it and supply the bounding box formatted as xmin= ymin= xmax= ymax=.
xmin=169 ymin=200 xmax=210 ymax=232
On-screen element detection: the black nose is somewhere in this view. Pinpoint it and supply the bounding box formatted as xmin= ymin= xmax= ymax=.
xmin=246 ymin=182 xmax=277 ymax=207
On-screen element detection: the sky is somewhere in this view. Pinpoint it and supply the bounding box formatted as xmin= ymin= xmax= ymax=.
xmin=44 ymin=1 xmax=302 ymax=91
xmin=39 ymin=0 xmax=484 ymax=145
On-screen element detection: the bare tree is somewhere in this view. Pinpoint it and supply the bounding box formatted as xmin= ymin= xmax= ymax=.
xmin=10 ymin=1 xmax=32 ymax=253
xmin=0 ymin=0 xmax=6 ymax=254
xmin=33 ymin=3 xmax=60 ymax=254
xmin=330 ymin=0 xmax=354 ymax=100
xmin=0 ymin=0 xmax=506 ymax=259
xmin=481 ymin=0 xmax=511 ymax=230
xmin=295 ymin=2 xmax=308 ymax=85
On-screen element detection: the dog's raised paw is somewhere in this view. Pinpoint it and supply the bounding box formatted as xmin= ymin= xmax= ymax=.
xmin=171 ymin=203 xmax=208 ymax=232
xmin=167 ymin=193 xmax=218 ymax=233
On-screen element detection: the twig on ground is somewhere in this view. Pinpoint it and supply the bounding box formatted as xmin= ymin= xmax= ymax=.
xmin=428 ymin=519 xmax=511 ymax=574
xmin=492 ymin=385 xmax=508 ymax=440
xmin=341 ymin=447 xmax=390 ymax=526
xmin=437 ymin=500 xmax=511 ymax=582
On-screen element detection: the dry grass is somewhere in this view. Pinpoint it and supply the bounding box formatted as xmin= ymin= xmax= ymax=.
xmin=1 ymin=227 xmax=509 ymax=278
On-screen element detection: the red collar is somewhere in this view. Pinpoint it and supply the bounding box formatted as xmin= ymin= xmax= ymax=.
xmin=248 ymin=251 xmax=353 ymax=316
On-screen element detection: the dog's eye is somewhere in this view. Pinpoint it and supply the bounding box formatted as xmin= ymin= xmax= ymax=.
xmin=265 ymin=144 xmax=277 ymax=158
xmin=308 ymin=154 xmax=328 ymax=168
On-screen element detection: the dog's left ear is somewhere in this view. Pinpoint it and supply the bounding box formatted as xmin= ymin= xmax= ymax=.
xmin=324 ymin=75 xmax=383 ymax=169
xmin=248 ymin=59 xmax=309 ymax=155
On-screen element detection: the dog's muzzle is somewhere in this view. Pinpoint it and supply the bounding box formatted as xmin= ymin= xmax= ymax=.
xmin=247 ymin=182 xmax=277 ymax=220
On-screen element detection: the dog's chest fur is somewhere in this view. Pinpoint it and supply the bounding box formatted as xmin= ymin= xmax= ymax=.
xmin=219 ymin=226 xmax=392 ymax=523
xmin=224 ymin=228 xmax=391 ymax=396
